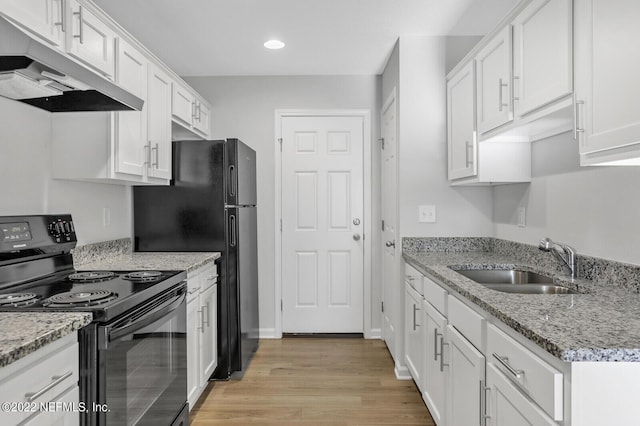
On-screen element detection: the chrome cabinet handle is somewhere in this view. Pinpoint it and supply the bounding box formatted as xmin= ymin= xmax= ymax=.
xmin=25 ymin=371 xmax=73 ymax=402
xmin=492 ymin=353 xmax=524 ymax=379
xmin=192 ymin=101 xmax=197 ymax=120
xmin=54 ymin=0 xmax=66 ymax=32
xmin=498 ymin=78 xmax=509 ymax=112
xmin=574 ymin=95 xmax=585 ymax=140
xmin=203 ymin=302 xmax=210 ymax=326
xmin=196 ymin=103 xmax=202 ymax=121
xmin=480 ymin=380 xmax=491 ymax=426
xmin=144 ymin=141 xmax=151 ymax=167
xmin=512 ymin=75 xmax=520 ymax=103
xmin=72 ymin=5 xmax=84 ymax=44
xmin=412 ymin=304 xmax=420 ymax=330
xmin=434 ymin=328 xmax=441 ymax=361
xmin=465 ymin=141 xmax=473 ymax=168
xmin=440 ymin=337 xmax=449 ymax=372
xmin=151 ymin=143 xmax=159 ymax=168
xmin=197 ymin=309 xmax=204 ymax=331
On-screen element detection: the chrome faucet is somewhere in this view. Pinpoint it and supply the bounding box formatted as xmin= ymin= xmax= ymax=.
xmin=538 ymin=237 xmax=577 ymax=279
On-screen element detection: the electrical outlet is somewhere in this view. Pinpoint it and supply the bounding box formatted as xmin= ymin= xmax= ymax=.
xmin=517 ymin=207 xmax=526 ymax=227
xmin=418 ymin=205 xmax=436 ymax=223
xmin=103 ymin=207 xmax=111 ymax=227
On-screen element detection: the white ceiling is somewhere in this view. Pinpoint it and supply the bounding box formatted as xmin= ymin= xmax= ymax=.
xmin=92 ymin=0 xmax=519 ymax=77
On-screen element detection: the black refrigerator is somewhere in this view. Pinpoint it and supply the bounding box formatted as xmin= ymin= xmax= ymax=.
xmin=133 ymin=138 xmax=259 ymax=380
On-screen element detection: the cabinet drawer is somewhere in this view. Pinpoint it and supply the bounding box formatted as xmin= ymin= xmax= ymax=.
xmin=448 ymin=295 xmax=484 ymax=350
xmin=199 ymin=263 xmax=218 ymax=292
xmin=0 ymin=334 xmax=79 ymax=425
xmin=423 ymin=276 xmax=446 ymax=316
xmin=404 ymin=264 xmax=423 ymax=296
xmin=487 ymin=324 xmax=563 ymax=421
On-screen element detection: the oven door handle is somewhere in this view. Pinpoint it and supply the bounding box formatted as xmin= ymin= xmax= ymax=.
xmin=107 ymin=291 xmax=185 ymax=342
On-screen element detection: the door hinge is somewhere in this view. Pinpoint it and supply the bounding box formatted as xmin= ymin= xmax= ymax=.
xmin=281 ymin=299 xmax=283 ymax=311
xmin=278 ymin=138 xmax=283 ymax=152
xmin=382 ymin=219 xmax=385 ymax=231
xmin=381 ymin=301 xmax=384 ymax=313
xmin=280 ymin=219 xmax=282 ymax=232
xmin=379 ymin=137 xmax=385 ymax=149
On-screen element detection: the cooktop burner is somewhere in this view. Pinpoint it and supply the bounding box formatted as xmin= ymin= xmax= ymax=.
xmin=42 ymin=289 xmax=118 ymax=307
xmin=68 ymin=271 xmax=116 ymax=282
xmin=122 ymin=271 xmax=163 ymax=282
xmin=0 ymin=293 xmax=39 ymax=307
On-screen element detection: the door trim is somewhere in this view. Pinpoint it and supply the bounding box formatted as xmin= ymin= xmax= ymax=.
xmin=274 ymin=109 xmax=372 ymax=338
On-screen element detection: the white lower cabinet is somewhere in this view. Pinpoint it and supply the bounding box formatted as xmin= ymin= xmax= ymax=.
xmin=446 ymin=323 xmax=485 ymax=426
xmin=404 ymin=282 xmax=425 ymax=391
xmin=0 ymin=333 xmax=79 ymax=425
xmin=186 ymin=262 xmax=218 ymax=410
xmin=423 ymin=301 xmax=447 ymax=426
xmin=486 ymin=363 xmax=556 ymax=426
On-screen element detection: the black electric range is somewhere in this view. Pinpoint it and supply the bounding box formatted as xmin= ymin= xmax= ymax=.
xmin=0 ymin=215 xmax=189 ymax=426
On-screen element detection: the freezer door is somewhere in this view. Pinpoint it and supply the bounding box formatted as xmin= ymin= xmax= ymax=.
xmin=225 ymin=139 xmax=257 ymax=206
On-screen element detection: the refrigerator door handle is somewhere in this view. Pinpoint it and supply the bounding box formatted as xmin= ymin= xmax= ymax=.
xmin=229 ymin=165 xmax=237 ymax=197
xmin=229 ymin=214 xmax=237 ymax=247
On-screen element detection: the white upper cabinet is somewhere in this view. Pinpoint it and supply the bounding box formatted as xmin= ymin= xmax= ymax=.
xmin=575 ymin=0 xmax=640 ymax=165
xmin=447 ymin=61 xmax=477 ymax=180
xmin=113 ymin=37 xmax=147 ymax=178
xmin=0 ymin=0 xmax=65 ymax=47
xmin=147 ymin=62 xmax=172 ymax=180
xmin=476 ymin=26 xmax=513 ymax=134
xmin=512 ymin=0 xmax=572 ymax=117
xmin=171 ymin=81 xmax=212 ymax=140
xmin=66 ymin=0 xmax=115 ymax=79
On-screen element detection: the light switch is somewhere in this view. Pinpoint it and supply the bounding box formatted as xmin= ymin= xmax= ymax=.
xmin=418 ymin=205 xmax=436 ymax=223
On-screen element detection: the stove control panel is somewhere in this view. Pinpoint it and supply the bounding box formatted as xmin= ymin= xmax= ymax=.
xmin=0 ymin=214 xmax=76 ymax=253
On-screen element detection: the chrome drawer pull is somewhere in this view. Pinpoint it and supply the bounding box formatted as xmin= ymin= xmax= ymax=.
xmin=25 ymin=371 xmax=73 ymax=402
xmin=493 ymin=353 xmax=524 ymax=379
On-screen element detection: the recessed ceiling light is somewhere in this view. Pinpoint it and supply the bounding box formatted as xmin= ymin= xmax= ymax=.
xmin=264 ymin=39 xmax=285 ymax=50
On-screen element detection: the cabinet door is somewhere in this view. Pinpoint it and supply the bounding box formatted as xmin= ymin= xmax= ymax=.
xmin=575 ymin=0 xmax=640 ymax=159
xmin=447 ymin=61 xmax=477 ymax=180
xmin=476 ymin=26 xmax=513 ymax=133
xmin=0 ymin=0 xmax=65 ymax=47
xmin=147 ymin=62 xmax=172 ymax=180
xmin=66 ymin=0 xmax=115 ymax=79
xmin=447 ymin=324 xmax=485 ymax=426
xmin=486 ymin=364 xmax=556 ymax=426
xmin=200 ymin=283 xmax=217 ymax=384
xmin=404 ymin=283 xmax=424 ymax=390
xmin=186 ymin=295 xmax=201 ymax=409
xmin=193 ymin=101 xmax=211 ymax=137
xmin=512 ymin=0 xmax=572 ymax=117
xmin=113 ymin=38 xmax=146 ymax=178
xmin=172 ymin=82 xmax=195 ymax=127
xmin=423 ymin=301 xmax=447 ymax=426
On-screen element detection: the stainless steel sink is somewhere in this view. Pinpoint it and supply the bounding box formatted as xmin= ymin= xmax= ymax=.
xmin=454 ymin=269 xmax=577 ymax=294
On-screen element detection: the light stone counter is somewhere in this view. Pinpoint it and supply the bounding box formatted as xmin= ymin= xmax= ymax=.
xmin=77 ymin=252 xmax=220 ymax=273
xmin=403 ymin=237 xmax=640 ymax=362
xmin=0 ymin=313 xmax=92 ymax=367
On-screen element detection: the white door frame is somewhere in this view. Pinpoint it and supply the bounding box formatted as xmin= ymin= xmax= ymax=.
xmin=274 ymin=109 xmax=372 ymax=338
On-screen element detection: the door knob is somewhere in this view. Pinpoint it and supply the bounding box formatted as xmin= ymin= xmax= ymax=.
xmin=353 ymin=233 xmax=361 ymax=241
xmin=385 ymin=240 xmax=395 ymax=248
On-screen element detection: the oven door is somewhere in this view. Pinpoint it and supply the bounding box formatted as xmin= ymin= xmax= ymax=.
xmin=97 ymin=284 xmax=187 ymax=425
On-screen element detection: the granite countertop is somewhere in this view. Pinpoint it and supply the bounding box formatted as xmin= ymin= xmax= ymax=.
xmin=0 ymin=313 xmax=92 ymax=367
xmin=403 ymin=250 xmax=640 ymax=363
xmin=77 ymin=252 xmax=221 ymax=273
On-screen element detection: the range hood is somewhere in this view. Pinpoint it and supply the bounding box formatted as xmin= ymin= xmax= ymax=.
xmin=0 ymin=17 xmax=143 ymax=112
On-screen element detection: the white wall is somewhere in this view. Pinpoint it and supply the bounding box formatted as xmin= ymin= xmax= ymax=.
xmin=183 ymin=75 xmax=381 ymax=337
xmin=396 ymin=36 xmax=493 ymax=239
xmin=0 ymin=97 xmax=132 ymax=245
xmin=493 ymin=132 xmax=640 ymax=265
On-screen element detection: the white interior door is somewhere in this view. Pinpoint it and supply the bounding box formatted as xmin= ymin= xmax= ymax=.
xmin=281 ymin=115 xmax=364 ymax=333
xmin=381 ymin=93 xmax=398 ymax=352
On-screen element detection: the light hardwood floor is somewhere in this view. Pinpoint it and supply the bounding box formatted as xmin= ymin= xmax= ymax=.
xmin=190 ymin=337 xmax=435 ymax=425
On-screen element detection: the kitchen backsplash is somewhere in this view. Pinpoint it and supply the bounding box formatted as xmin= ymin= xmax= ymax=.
xmin=403 ymin=237 xmax=640 ymax=292
xmin=72 ymin=238 xmax=132 ymax=267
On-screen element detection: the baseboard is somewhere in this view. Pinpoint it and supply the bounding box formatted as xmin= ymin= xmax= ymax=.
xmin=259 ymin=328 xmax=278 ymax=339
xmin=367 ymin=328 xmax=382 ymax=339
xmin=395 ymin=364 xmax=412 ymax=380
